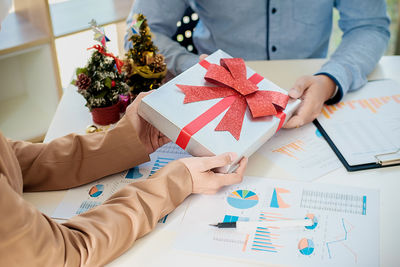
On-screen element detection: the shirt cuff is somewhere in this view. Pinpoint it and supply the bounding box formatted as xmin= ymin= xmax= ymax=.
xmin=314 ymin=72 xmax=344 ymax=105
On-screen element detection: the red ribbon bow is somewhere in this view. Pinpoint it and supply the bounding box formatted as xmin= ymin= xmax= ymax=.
xmin=87 ymin=45 xmax=124 ymax=74
xmin=174 ymin=58 xmax=289 ymax=149
xmin=176 ymin=58 xmax=289 ymax=147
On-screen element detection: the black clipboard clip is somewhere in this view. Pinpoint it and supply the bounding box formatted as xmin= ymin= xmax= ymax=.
xmin=375 ymin=149 xmax=400 ymax=166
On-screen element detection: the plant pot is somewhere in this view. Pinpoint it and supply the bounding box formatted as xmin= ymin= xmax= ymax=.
xmin=91 ymin=101 xmax=121 ymax=125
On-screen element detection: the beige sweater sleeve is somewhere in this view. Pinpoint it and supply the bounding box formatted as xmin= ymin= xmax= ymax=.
xmin=1 ymin=110 xmax=194 ymax=266
xmin=0 ymin=161 xmax=193 ymax=266
xmin=8 ymin=115 xmax=150 ymax=191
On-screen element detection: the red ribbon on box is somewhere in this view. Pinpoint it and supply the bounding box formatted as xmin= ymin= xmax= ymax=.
xmin=87 ymin=45 xmax=124 ymax=74
xmin=175 ymin=58 xmax=289 ymax=150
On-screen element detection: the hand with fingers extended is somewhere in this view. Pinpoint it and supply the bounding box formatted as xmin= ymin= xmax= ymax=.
xmin=126 ymin=91 xmax=171 ymax=154
xmin=179 ymin=153 xmax=248 ymax=194
xmin=284 ymin=74 xmax=337 ymax=128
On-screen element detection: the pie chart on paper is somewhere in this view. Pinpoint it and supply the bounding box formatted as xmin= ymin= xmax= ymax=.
xmin=298 ymin=238 xmax=315 ymax=255
xmin=305 ymin=213 xmax=318 ymax=230
xmin=89 ymin=184 xmax=104 ymax=197
xmin=227 ymin=190 xmax=259 ymax=209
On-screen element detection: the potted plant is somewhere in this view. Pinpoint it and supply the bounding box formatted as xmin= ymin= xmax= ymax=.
xmin=72 ymin=20 xmax=129 ymax=125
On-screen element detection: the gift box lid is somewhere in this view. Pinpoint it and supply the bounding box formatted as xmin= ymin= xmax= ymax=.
xmin=139 ymin=50 xmax=301 ymax=172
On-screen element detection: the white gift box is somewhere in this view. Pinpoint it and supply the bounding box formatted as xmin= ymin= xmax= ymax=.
xmin=139 ymin=50 xmax=301 ymax=173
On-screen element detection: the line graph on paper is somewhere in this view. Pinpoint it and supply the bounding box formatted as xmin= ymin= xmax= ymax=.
xmin=325 ymin=218 xmax=358 ymax=264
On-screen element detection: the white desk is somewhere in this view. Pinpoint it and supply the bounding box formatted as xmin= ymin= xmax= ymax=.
xmin=24 ymin=56 xmax=400 ymax=267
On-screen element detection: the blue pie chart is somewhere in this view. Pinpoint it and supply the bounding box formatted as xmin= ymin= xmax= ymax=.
xmin=227 ymin=190 xmax=259 ymax=209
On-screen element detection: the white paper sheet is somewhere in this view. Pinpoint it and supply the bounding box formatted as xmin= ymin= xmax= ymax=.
xmin=317 ymin=79 xmax=400 ymax=166
xmin=257 ymin=123 xmax=341 ymax=181
xmin=52 ymin=142 xmax=191 ymax=225
xmin=174 ymin=176 xmax=379 ymax=267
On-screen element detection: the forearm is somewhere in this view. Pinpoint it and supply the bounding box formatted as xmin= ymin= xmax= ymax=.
xmin=63 ymin=161 xmax=192 ymax=266
xmin=316 ymin=0 xmax=390 ymax=103
xmin=317 ymin=26 xmax=389 ymax=102
xmin=11 ymin=115 xmax=149 ymax=191
xmin=0 ymin=161 xmax=192 ymax=266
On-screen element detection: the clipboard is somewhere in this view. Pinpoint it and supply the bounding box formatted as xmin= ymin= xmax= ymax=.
xmin=313 ymin=79 xmax=400 ymax=172
xmin=314 ymin=120 xmax=400 ymax=171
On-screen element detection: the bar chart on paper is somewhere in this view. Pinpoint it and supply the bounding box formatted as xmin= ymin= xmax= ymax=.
xmin=272 ymin=140 xmax=305 ymax=159
xmin=321 ymin=94 xmax=400 ymax=119
xmin=317 ymin=79 xmax=400 ymax=166
xmin=258 ymin=123 xmax=340 ymax=181
xmin=175 ymin=176 xmax=379 ymax=267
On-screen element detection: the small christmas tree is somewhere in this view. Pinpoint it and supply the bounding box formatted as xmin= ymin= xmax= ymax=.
xmin=73 ymin=20 xmax=129 ymax=111
xmin=124 ymin=14 xmax=167 ymax=98
xmin=72 ymin=20 xmax=129 ymax=125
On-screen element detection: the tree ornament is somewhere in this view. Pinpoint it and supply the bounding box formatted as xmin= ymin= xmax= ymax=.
xmin=152 ymin=54 xmax=166 ymax=73
xmin=76 ymin=73 xmax=91 ymax=90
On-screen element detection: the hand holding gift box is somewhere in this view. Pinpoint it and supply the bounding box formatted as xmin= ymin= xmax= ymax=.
xmin=139 ymin=50 xmax=301 ymax=173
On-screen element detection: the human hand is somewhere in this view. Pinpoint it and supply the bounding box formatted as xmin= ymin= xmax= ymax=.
xmin=199 ymin=54 xmax=209 ymax=61
xmin=126 ymin=92 xmax=170 ymax=154
xmin=284 ymin=75 xmax=336 ymax=128
xmin=179 ymin=153 xmax=247 ymax=194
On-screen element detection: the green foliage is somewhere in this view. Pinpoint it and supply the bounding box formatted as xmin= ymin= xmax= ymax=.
xmin=75 ymin=50 xmax=129 ymax=110
xmin=76 ymin=67 xmax=88 ymax=76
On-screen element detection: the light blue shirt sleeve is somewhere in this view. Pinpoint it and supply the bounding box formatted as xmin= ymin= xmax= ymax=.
xmin=125 ymin=0 xmax=390 ymax=104
xmin=316 ymin=0 xmax=390 ymax=104
xmin=125 ymin=0 xmax=198 ymax=75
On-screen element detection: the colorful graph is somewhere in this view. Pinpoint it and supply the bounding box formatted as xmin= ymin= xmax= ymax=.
xmin=305 ymin=213 xmax=318 ymax=230
xmin=75 ymin=200 xmax=101 ymax=214
xmin=272 ymin=140 xmax=305 ymax=159
xmin=251 ymin=211 xmax=287 ymax=253
xmin=89 ymin=184 xmax=104 ymax=197
xmin=125 ymin=166 xmax=143 ymax=179
xmin=298 ymin=238 xmax=314 ymax=255
xmin=223 ymin=215 xmax=250 ymax=223
xmin=227 ymin=190 xmax=259 ymax=209
xmin=251 ymin=226 xmax=281 ymax=253
xmin=270 ymin=188 xmax=291 ymax=208
xmin=158 ymin=214 xmax=169 ymax=224
xmin=321 ymin=94 xmax=400 ymax=119
xmin=150 ymin=157 xmax=175 ymax=176
xmin=326 ymin=218 xmax=358 ymax=263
